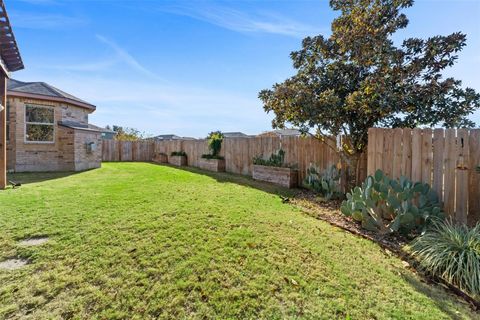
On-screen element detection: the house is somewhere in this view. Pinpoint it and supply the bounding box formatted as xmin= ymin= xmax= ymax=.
xmin=154 ymin=134 xmax=182 ymax=141
xmin=258 ymin=129 xmax=302 ymax=137
xmin=153 ymin=134 xmax=197 ymax=141
xmin=0 ymin=0 xmax=24 ymax=189
xmin=100 ymin=126 xmax=116 ymax=140
xmin=223 ymin=132 xmax=249 ymax=138
xmin=6 ymin=79 xmax=104 ymax=172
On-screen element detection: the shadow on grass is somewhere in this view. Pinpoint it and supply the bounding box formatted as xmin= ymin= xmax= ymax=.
xmin=7 ymin=171 xmax=82 ymax=186
xmin=157 ymin=163 xmax=300 ymax=198
xmin=400 ymin=271 xmax=474 ymax=319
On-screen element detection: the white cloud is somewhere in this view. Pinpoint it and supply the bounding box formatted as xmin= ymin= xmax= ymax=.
xmin=158 ymin=3 xmax=318 ymax=38
xmin=38 ymin=35 xmax=164 ymax=80
xmin=95 ymin=35 xmax=164 ymax=81
xmin=9 ymin=12 xmax=87 ymax=29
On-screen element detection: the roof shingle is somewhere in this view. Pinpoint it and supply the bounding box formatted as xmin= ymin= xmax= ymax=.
xmin=8 ymin=79 xmax=95 ymax=110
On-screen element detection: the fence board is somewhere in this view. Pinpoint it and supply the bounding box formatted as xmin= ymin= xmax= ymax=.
xmin=375 ymin=128 xmax=384 ymax=173
xmin=433 ymin=129 xmax=444 ymax=204
xmin=411 ymin=128 xmax=422 ymax=182
xmin=392 ymin=128 xmax=403 ymax=180
xmin=455 ymin=129 xmax=469 ymax=224
xmin=444 ymin=129 xmax=456 ymax=217
xmin=401 ymin=128 xmax=412 ymax=177
xmin=469 ymin=129 xmax=480 ymax=226
xmin=383 ymin=129 xmax=394 ymax=178
xmin=421 ymin=128 xmax=433 ymax=185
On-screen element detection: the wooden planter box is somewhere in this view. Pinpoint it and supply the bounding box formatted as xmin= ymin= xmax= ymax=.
xmin=152 ymin=153 xmax=168 ymax=164
xmin=252 ymin=165 xmax=298 ymax=188
xmin=169 ymin=155 xmax=187 ymax=166
xmin=198 ymin=158 xmax=226 ymax=172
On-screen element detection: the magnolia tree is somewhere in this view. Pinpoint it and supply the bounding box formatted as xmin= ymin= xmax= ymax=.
xmin=259 ymin=0 xmax=479 ymax=187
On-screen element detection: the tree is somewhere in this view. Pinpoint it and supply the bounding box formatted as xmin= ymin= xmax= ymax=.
xmin=110 ymin=125 xmax=150 ymax=141
xmin=259 ymin=0 xmax=480 ymax=187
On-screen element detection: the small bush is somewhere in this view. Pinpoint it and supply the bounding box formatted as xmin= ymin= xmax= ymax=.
xmin=340 ymin=170 xmax=444 ymax=235
xmin=409 ymin=220 xmax=480 ymax=300
xmin=171 ymin=151 xmax=186 ymax=157
xmin=253 ymin=149 xmax=292 ymax=168
xmin=304 ymin=164 xmax=343 ymax=200
xmin=202 ymin=131 xmax=224 ymax=159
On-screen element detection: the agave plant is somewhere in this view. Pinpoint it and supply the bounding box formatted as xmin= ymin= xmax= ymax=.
xmin=340 ymin=170 xmax=444 ymax=234
xmin=409 ymin=220 xmax=480 ymax=300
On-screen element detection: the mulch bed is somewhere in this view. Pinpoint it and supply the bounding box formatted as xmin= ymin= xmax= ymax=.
xmin=289 ymin=190 xmax=480 ymax=312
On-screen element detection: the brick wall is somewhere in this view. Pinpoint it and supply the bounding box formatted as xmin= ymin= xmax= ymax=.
xmin=73 ymin=129 xmax=102 ymax=171
xmin=6 ymin=96 xmax=101 ymax=172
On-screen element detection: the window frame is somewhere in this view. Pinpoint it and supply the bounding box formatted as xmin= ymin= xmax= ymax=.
xmin=24 ymin=103 xmax=55 ymax=144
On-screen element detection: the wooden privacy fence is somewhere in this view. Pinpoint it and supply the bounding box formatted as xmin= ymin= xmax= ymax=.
xmin=102 ymin=136 xmax=353 ymax=186
xmin=367 ymin=128 xmax=480 ymax=226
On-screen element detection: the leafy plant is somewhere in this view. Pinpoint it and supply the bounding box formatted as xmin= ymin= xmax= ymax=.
xmin=202 ymin=131 xmax=224 ymax=159
xmin=304 ymin=164 xmax=343 ymax=200
xmin=476 ymin=165 xmax=480 ymax=174
xmin=409 ymin=220 xmax=480 ymax=300
xmin=340 ymin=170 xmax=444 ymax=235
xmin=170 ymin=151 xmax=186 ymax=157
xmin=253 ymin=149 xmax=288 ymax=168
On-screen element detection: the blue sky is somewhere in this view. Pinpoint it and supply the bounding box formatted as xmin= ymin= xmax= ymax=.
xmin=8 ymin=0 xmax=480 ymax=138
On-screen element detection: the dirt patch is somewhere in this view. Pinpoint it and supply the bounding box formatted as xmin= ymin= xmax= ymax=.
xmin=18 ymin=237 xmax=49 ymax=246
xmin=0 ymin=258 xmax=28 ymax=270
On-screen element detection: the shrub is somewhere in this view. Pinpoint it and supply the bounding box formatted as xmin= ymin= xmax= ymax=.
xmin=171 ymin=151 xmax=186 ymax=157
xmin=253 ymin=149 xmax=287 ymax=167
xmin=201 ymin=154 xmax=225 ymax=160
xmin=202 ymin=131 xmax=224 ymax=159
xmin=409 ymin=220 xmax=480 ymax=300
xmin=304 ymin=164 xmax=343 ymax=200
xmin=340 ymin=170 xmax=444 ymax=235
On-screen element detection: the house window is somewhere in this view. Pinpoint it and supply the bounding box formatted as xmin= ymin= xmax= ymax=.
xmin=25 ymin=104 xmax=54 ymax=143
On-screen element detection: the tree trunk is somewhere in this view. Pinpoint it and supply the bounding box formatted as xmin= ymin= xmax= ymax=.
xmin=340 ymin=151 xmax=365 ymax=193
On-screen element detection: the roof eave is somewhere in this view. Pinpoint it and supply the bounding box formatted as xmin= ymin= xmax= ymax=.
xmin=0 ymin=1 xmax=24 ymax=73
xmin=7 ymin=90 xmax=96 ymax=111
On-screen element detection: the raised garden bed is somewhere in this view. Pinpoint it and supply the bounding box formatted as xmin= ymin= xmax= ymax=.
xmin=198 ymin=158 xmax=226 ymax=172
xmin=169 ymin=155 xmax=187 ymax=166
xmin=152 ymin=153 xmax=168 ymax=164
xmin=252 ymin=165 xmax=298 ymax=188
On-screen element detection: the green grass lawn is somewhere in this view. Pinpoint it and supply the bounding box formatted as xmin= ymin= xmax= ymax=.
xmin=0 ymin=163 xmax=477 ymax=319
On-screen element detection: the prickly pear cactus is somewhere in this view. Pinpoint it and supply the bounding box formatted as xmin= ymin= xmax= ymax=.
xmin=340 ymin=170 xmax=444 ymax=235
xmin=304 ymin=164 xmax=343 ymax=200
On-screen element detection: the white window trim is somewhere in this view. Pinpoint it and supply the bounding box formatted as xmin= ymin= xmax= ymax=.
xmin=24 ymin=104 xmax=55 ymax=144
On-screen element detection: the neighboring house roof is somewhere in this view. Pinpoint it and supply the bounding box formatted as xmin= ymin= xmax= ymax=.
xmin=223 ymin=132 xmax=248 ymax=138
xmin=58 ymin=121 xmax=106 ymax=133
xmin=258 ymin=129 xmax=302 ymax=137
xmin=154 ymin=134 xmax=182 ymax=140
xmin=0 ymin=1 xmax=24 ymax=72
xmin=7 ymin=79 xmax=96 ymax=111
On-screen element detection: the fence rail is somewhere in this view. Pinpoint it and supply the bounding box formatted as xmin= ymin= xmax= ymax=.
xmin=102 ymin=136 xmax=350 ymax=187
xmin=367 ymin=128 xmax=480 ymax=226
